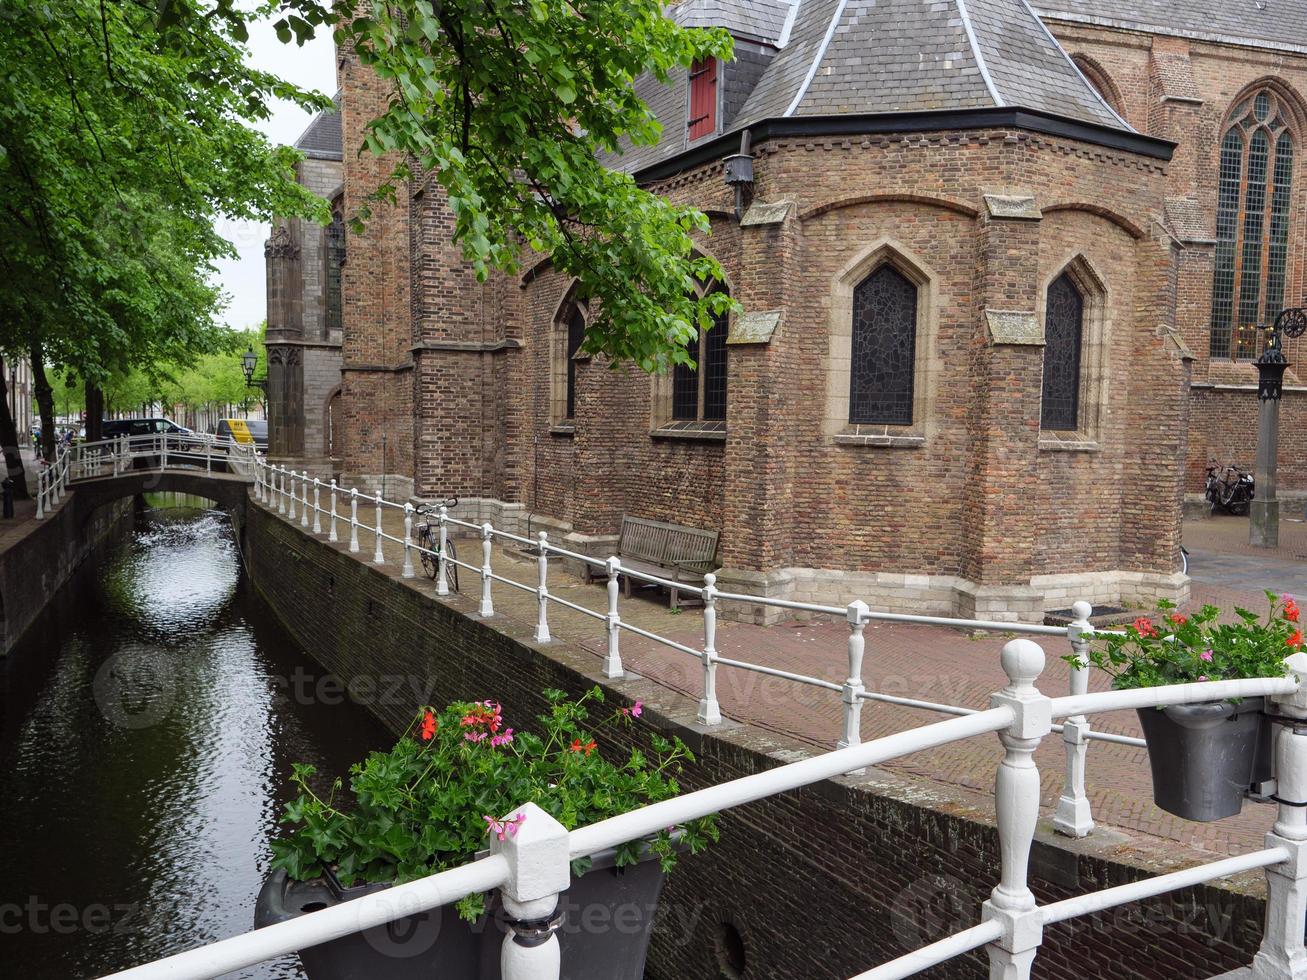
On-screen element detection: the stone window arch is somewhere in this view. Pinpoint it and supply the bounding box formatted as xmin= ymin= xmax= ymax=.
xmin=1210 ymin=88 xmax=1297 ymax=360
xmin=1070 ymin=54 xmax=1125 ymax=117
xmin=550 ymin=288 xmax=588 ymax=429
xmin=1038 ymin=256 xmax=1109 ymax=447
xmin=826 ymin=242 xmax=935 ymax=446
xmin=653 ymin=280 xmax=730 ymax=434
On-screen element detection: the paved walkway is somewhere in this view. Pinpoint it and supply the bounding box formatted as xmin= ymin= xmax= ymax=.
xmin=259 ymin=493 xmax=1305 ymax=864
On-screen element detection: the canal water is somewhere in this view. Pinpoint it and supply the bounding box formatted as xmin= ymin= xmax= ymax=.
xmin=0 ymin=498 xmax=392 ymax=979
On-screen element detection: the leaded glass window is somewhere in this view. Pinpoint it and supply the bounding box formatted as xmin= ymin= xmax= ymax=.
xmin=849 ymin=265 xmax=916 ymax=425
xmin=1041 ymin=273 xmax=1084 ymax=430
xmin=326 ymin=205 xmax=346 ymax=333
xmin=1209 ymin=92 xmax=1295 ymax=360
xmin=564 ymin=309 xmax=585 ymax=420
xmin=671 ymin=303 xmax=728 ymax=422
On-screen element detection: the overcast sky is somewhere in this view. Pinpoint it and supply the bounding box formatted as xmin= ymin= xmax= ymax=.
xmin=210 ymin=22 xmax=338 ymax=331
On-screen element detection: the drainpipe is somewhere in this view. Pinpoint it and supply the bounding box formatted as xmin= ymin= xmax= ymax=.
xmin=724 ymin=129 xmax=754 ymax=222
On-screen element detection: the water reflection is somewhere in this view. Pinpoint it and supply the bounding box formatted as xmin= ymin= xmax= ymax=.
xmin=0 ymin=502 xmax=391 ymax=978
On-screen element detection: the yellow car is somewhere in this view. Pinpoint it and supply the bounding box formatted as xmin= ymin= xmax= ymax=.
xmin=214 ymin=418 xmax=268 ymax=452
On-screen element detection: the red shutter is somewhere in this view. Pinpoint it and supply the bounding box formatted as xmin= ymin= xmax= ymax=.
xmin=688 ymin=58 xmax=717 ymax=140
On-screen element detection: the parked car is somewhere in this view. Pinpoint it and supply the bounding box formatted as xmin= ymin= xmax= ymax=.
xmin=101 ymin=417 xmax=194 ymax=439
xmin=214 ymin=418 xmax=268 ymax=453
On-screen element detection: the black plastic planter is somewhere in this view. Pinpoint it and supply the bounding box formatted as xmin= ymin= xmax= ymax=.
xmin=1136 ymin=696 xmax=1270 ymax=821
xmin=255 ymin=845 xmax=667 ymax=980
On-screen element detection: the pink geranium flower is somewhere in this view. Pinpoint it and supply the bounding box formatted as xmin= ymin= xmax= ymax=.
xmin=483 ymin=812 xmax=526 ymax=841
xmin=1200 ymin=650 xmax=1213 ymax=662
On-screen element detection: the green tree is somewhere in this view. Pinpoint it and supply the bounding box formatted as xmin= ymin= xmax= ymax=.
xmin=0 ymin=0 xmax=328 ymax=466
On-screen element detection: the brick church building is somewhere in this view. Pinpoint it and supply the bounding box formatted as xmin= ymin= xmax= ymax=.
xmin=273 ymin=0 xmax=1307 ymax=621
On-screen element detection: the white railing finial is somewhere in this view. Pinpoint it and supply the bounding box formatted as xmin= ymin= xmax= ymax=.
xmin=839 ymin=600 xmax=869 ymax=755
xmin=492 ymin=801 xmax=567 ymax=980
xmin=698 ymin=572 xmax=721 ymax=725
xmin=534 ymin=531 xmax=551 ymax=643
xmin=479 ymin=522 xmax=494 ymax=617
xmin=603 ymin=556 xmax=623 ymax=678
xmin=1054 ymin=600 xmax=1095 ymax=839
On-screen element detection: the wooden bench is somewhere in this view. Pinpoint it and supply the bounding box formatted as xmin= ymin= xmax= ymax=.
xmin=598 ymin=516 xmax=720 ymax=609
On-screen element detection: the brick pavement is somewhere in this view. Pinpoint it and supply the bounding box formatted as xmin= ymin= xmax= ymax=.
xmin=266 ymin=493 xmax=1303 ymax=864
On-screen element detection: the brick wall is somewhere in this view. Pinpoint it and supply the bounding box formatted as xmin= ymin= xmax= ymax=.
xmin=245 ymin=500 xmax=1271 ymax=980
xmin=1048 ymin=21 xmax=1307 ymax=498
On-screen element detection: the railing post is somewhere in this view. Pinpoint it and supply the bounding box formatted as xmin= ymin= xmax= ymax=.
xmin=1256 ymin=652 xmax=1307 ymax=978
xmin=436 ymin=507 xmax=450 ymax=596
xmin=349 ymin=488 xmax=360 ymax=553
xmin=373 ymin=494 xmax=386 ymax=564
xmin=1054 ymin=600 xmax=1095 ymax=839
xmin=288 ymin=471 xmax=299 ymax=521
xmin=492 ymin=801 xmax=567 ymax=980
xmin=698 ymin=573 xmax=721 ymax=724
xmin=160 ymin=434 xmax=168 ymax=471
xmin=982 ymin=639 xmax=1052 ymax=980
xmin=479 ymin=522 xmax=494 ymax=617
xmin=206 ymin=437 xmax=212 ymax=475
xmin=312 ymin=480 xmax=322 ymax=534
xmin=300 ymin=473 xmax=311 ymax=528
xmin=402 ymin=503 xmax=415 ymax=578
xmin=277 ymin=467 xmax=287 ymax=514
xmin=328 ymin=480 xmax=339 ymax=542
xmin=839 ymin=600 xmax=869 ymax=752
xmin=34 ymin=469 xmax=44 ymax=519
xmin=534 ymin=531 xmax=551 ymax=643
xmin=603 ymin=557 xmax=623 ymax=678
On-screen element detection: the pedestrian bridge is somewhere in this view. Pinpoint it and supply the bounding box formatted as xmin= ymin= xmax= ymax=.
xmin=38 ymin=435 xmax=256 ymax=522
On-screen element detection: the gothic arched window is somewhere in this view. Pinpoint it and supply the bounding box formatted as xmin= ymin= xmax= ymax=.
xmin=564 ymin=308 xmax=585 ymax=420
xmin=671 ymin=295 xmax=728 ymax=422
xmin=1210 ymin=90 xmax=1295 ymax=360
xmin=1041 ymin=273 xmax=1084 ymax=430
xmin=326 ymin=199 xmax=346 ymax=334
xmin=849 ymin=264 xmax=917 ymax=425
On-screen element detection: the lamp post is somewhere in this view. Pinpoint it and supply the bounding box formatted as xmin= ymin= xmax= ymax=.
xmin=1250 ymin=307 xmax=1307 ymax=548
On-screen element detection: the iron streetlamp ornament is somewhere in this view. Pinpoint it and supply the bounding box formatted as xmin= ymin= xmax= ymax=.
xmin=242 ymin=345 xmax=267 ymax=391
xmin=1257 ymin=307 xmax=1307 ymax=401
xmin=1250 ymin=304 xmax=1307 ymax=549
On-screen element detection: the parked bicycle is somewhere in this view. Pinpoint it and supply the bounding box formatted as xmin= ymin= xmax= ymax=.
xmin=415 ymin=498 xmax=460 ymax=592
xmin=1205 ymin=461 xmax=1255 ymax=516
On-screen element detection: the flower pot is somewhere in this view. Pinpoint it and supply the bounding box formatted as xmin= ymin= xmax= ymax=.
xmin=1135 ymin=697 xmax=1270 ymax=821
xmin=255 ymin=844 xmax=667 ymax=980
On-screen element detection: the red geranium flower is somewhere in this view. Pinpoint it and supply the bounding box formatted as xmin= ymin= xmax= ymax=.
xmin=569 ymin=738 xmax=596 ymax=756
xmin=1133 ymin=617 xmax=1158 ymax=639
xmin=1289 ymin=630 xmax=1304 ymax=650
xmin=1168 ymin=613 xmax=1187 ymax=627
xmin=420 ymin=710 xmax=437 ymax=742
xmin=1285 ymin=599 xmax=1300 ymax=624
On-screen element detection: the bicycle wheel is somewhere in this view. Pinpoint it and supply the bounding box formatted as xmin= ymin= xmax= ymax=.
xmin=445 ymin=537 xmax=459 ymax=593
xmin=1180 ymin=546 xmax=1189 ymax=576
xmin=419 ymin=529 xmax=438 ymax=579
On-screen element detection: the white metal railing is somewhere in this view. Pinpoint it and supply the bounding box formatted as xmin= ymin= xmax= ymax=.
xmin=97 ymin=645 xmax=1307 ymax=980
xmin=63 ymin=432 xmax=260 ymax=487
xmin=33 ymin=442 xmax=72 ymax=519
xmin=250 ymin=460 xmax=1136 ymax=840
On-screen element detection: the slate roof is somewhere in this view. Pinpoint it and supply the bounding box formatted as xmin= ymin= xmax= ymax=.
xmin=1034 ymin=0 xmax=1307 ymax=53
xmin=611 ymin=0 xmax=1132 ymax=173
xmin=294 ymin=94 xmax=343 ymax=160
xmin=733 ymin=0 xmax=1127 ymax=128
xmin=672 ymin=0 xmax=792 ymax=42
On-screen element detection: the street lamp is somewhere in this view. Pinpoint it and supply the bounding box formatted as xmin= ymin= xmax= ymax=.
xmin=241 ymin=345 xmax=267 ymax=391
xmin=1250 ymin=306 xmax=1307 ymax=548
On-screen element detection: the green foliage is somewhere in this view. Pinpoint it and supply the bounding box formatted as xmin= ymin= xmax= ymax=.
xmin=338 ymin=0 xmax=739 ymax=372
xmin=1074 ymin=593 xmax=1302 ymax=691
xmin=0 ymin=0 xmax=328 ymax=384
xmin=271 ymin=687 xmax=719 ymax=921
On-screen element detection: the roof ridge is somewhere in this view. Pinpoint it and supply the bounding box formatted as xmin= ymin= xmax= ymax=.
xmin=784 ymin=0 xmax=850 ymax=116
xmin=955 ymin=0 xmax=1004 ymax=106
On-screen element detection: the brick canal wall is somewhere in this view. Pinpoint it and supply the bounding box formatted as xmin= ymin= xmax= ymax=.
xmin=245 ymin=499 xmax=1269 ymax=979
xmin=0 ymin=495 xmax=133 ymax=655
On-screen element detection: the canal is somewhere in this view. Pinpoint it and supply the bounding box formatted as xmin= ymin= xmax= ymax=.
xmin=0 ymin=498 xmax=392 ymax=979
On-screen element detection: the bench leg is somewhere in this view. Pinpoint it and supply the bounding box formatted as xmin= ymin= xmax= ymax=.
xmin=670 ymin=586 xmax=679 ymax=611
xmin=624 ymin=574 xmax=631 ymax=599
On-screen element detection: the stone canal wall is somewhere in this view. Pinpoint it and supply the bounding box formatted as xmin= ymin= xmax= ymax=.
xmin=0 ymin=495 xmax=133 ymax=655
xmin=245 ymin=498 xmax=1269 ymax=980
